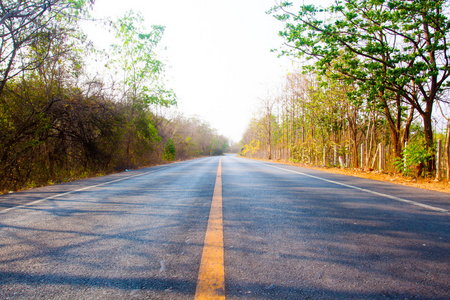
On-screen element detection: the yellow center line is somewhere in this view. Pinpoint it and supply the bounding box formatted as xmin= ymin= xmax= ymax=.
xmin=195 ymin=158 xmax=225 ymax=300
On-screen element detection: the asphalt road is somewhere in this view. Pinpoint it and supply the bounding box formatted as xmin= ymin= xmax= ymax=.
xmin=0 ymin=155 xmax=448 ymax=299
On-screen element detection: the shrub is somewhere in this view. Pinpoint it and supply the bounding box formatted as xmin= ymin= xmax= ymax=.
xmin=394 ymin=138 xmax=433 ymax=177
xmin=163 ymin=138 xmax=176 ymax=162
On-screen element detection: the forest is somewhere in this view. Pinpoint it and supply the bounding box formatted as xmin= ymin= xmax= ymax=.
xmin=0 ymin=1 xmax=228 ymax=193
xmin=240 ymin=0 xmax=450 ymax=180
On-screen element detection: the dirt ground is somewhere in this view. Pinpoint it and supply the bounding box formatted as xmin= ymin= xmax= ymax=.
xmin=252 ymin=158 xmax=450 ymax=194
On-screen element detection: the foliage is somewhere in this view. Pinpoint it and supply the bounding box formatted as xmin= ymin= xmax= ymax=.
xmin=240 ymin=139 xmax=261 ymax=157
xmin=210 ymin=135 xmax=229 ymax=156
xmin=109 ymin=10 xmax=176 ymax=107
xmin=0 ymin=75 xmax=123 ymax=191
xmin=163 ymin=138 xmax=176 ymax=162
xmin=159 ymin=115 xmax=229 ymax=160
xmin=394 ymin=137 xmax=433 ymax=177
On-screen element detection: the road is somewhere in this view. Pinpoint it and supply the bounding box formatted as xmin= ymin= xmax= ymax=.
xmin=0 ymin=155 xmax=448 ymax=299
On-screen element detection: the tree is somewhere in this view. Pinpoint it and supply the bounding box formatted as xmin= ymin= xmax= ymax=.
xmin=0 ymin=15 xmax=102 ymax=190
xmin=0 ymin=0 xmax=94 ymax=96
xmin=262 ymin=97 xmax=277 ymax=159
xmin=107 ymin=11 xmax=177 ymax=166
xmin=109 ymin=10 xmax=176 ymax=107
xmin=270 ymin=0 xmax=450 ymax=169
xmin=210 ymin=135 xmax=229 ymax=156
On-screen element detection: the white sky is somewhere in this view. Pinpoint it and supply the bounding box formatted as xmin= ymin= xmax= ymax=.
xmin=86 ymin=0 xmax=331 ymax=143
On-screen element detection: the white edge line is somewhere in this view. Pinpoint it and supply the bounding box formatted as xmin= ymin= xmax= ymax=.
xmin=0 ymin=168 xmax=166 ymax=215
xmin=259 ymin=162 xmax=449 ymax=214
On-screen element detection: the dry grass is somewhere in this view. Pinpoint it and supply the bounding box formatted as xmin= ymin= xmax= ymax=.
xmin=249 ymin=157 xmax=450 ymax=194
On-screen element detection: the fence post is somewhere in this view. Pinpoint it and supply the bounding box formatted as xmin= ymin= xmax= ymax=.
xmin=379 ymin=143 xmax=385 ymax=171
xmin=387 ymin=145 xmax=391 ymax=172
xmin=361 ymin=143 xmax=365 ymax=169
xmin=436 ymin=139 xmax=441 ymax=180
xmin=334 ymin=145 xmax=338 ymax=166
xmin=404 ymin=141 xmax=407 ymax=171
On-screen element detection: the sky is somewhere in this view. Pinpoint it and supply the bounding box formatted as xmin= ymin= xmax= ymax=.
xmin=86 ymin=0 xmax=331 ymax=143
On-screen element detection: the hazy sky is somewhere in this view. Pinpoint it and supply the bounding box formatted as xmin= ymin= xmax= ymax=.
xmin=87 ymin=0 xmax=331 ymax=142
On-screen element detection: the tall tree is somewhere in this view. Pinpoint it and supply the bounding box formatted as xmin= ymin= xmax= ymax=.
xmin=109 ymin=10 xmax=176 ymax=107
xmin=270 ymin=0 xmax=450 ymax=168
xmin=108 ymin=11 xmax=177 ymax=166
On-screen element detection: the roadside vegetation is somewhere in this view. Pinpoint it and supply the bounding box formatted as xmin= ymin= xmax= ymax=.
xmin=240 ymin=0 xmax=450 ymax=185
xmin=0 ymin=1 xmax=228 ymax=193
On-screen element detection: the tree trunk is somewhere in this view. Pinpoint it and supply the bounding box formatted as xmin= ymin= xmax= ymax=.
xmin=402 ymin=105 xmax=415 ymax=146
xmin=348 ymin=109 xmax=358 ymax=168
xmin=380 ymin=93 xmax=402 ymax=159
xmin=422 ymin=110 xmax=435 ymax=172
xmin=446 ymin=121 xmax=450 ymax=181
xmin=0 ymin=48 xmax=18 ymax=98
xmin=267 ymin=110 xmax=272 ymax=160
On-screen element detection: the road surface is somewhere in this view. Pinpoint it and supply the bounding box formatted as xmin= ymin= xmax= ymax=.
xmin=0 ymin=155 xmax=449 ymax=299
